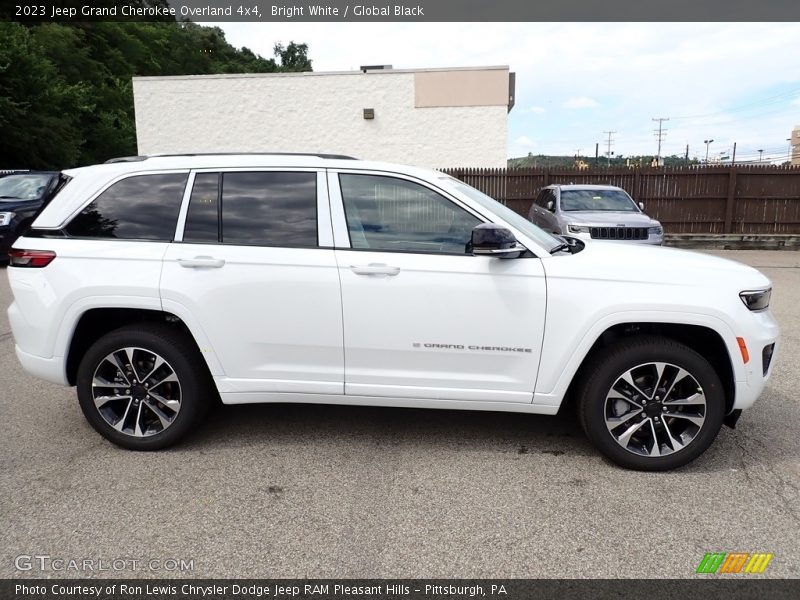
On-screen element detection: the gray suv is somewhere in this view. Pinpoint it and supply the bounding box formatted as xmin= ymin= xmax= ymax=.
xmin=529 ymin=184 xmax=664 ymax=245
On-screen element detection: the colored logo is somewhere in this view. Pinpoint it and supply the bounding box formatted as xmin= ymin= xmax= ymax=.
xmin=696 ymin=552 xmax=773 ymax=574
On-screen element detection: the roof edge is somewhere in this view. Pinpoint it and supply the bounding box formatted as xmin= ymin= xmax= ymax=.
xmin=133 ymin=65 xmax=510 ymax=82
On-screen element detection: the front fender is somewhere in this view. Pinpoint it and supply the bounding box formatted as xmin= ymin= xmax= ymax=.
xmin=532 ymin=309 xmax=742 ymax=407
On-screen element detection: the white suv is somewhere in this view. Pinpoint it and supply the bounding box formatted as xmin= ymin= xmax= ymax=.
xmin=6 ymin=154 xmax=779 ymax=470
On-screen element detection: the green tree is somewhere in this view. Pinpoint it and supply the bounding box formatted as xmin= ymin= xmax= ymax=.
xmin=274 ymin=42 xmax=313 ymax=72
xmin=0 ymin=23 xmax=86 ymax=168
xmin=0 ymin=22 xmax=313 ymax=169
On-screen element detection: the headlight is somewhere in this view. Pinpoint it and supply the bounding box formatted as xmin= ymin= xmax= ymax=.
xmin=648 ymin=226 xmax=663 ymax=235
xmin=0 ymin=212 xmax=15 ymax=226
xmin=567 ymin=224 xmax=590 ymax=233
xmin=740 ymin=289 xmax=771 ymax=311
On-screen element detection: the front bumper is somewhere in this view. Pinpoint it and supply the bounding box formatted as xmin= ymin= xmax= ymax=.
xmin=731 ymin=309 xmax=780 ymax=411
xmin=566 ymin=230 xmax=663 ymax=245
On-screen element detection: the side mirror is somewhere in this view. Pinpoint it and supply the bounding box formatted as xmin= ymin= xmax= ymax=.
xmin=638 ymin=201 xmax=645 ymax=211
xmin=546 ymin=200 xmax=555 ymax=211
xmin=470 ymin=224 xmax=523 ymax=258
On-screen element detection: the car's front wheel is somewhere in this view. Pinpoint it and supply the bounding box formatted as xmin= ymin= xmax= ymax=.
xmin=76 ymin=323 xmax=212 ymax=450
xmin=577 ymin=336 xmax=726 ymax=471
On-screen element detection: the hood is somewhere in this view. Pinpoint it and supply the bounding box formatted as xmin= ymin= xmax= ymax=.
xmin=561 ymin=211 xmax=657 ymax=226
xmin=547 ymin=240 xmax=770 ymax=290
xmin=0 ymin=197 xmax=44 ymax=212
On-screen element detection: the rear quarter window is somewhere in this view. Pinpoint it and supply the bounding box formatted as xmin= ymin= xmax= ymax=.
xmin=65 ymin=173 xmax=188 ymax=241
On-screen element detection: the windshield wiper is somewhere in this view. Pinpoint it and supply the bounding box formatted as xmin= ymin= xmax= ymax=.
xmin=0 ymin=195 xmax=24 ymax=200
xmin=549 ymin=242 xmax=571 ymax=254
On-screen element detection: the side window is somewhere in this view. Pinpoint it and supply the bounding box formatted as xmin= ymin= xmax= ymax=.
xmin=534 ymin=190 xmax=547 ymax=207
xmin=183 ymin=173 xmax=220 ymax=243
xmin=221 ymin=172 xmax=317 ymax=247
xmin=66 ymin=173 xmax=187 ymax=240
xmin=339 ymin=174 xmax=481 ymax=254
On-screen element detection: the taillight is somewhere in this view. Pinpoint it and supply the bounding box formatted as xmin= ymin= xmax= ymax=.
xmin=8 ymin=248 xmax=56 ymax=268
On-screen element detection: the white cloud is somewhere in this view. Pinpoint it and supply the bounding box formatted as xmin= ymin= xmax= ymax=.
xmin=514 ymin=135 xmax=535 ymax=147
xmin=510 ymin=135 xmax=537 ymax=155
xmin=792 ymin=95 xmax=800 ymax=107
xmin=520 ymin=105 xmax=547 ymax=114
xmin=563 ymin=97 xmax=599 ymax=110
xmin=212 ymin=22 xmax=800 ymax=157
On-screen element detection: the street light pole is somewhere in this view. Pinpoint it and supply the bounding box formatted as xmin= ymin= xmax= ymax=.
xmin=704 ymin=139 xmax=714 ymax=163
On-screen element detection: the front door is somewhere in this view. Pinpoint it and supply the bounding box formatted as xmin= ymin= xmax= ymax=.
xmin=330 ymin=171 xmax=546 ymax=403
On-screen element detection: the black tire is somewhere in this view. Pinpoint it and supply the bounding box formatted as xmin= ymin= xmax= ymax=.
xmin=577 ymin=336 xmax=725 ymax=471
xmin=76 ymin=323 xmax=213 ymax=450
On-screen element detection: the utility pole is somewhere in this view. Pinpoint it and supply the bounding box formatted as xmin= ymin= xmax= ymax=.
xmin=685 ymin=144 xmax=690 ymax=164
xmin=758 ymin=149 xmax=764 ymax=162
xmin=603 ymin=131 xmax=616 ymax=167
xmin=731 ymin=142 xmax=737 ymax=165
xmin=652 ymin=117 xmax=669 ymax=164
xmin=704 ymin=139 xmax=714 ymax=163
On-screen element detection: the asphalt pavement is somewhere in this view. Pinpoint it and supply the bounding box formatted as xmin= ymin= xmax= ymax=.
xmin=1 ymin=250 xmax=798 ymax=579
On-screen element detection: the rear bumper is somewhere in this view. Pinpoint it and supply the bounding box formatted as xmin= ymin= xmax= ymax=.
xmin=15 ymin=346 xmax=68 ymax=386
xmin=8 ymin=296 xmax=69 ymax=385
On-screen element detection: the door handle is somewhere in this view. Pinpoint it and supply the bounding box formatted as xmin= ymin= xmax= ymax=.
xmin=349 ymin=263 xmax=401 ymax=276
xmin=177 ymin=256 xmax=226 ymax=269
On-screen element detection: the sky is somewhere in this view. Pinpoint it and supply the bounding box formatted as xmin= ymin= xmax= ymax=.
xmin=212 ymin=22 xmax=800 ymax=163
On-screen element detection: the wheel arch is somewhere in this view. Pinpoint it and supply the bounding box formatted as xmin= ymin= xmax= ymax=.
xmin=65 ymin=307 xmax=222 ymax=386
xmin=564 ymin=322 xmax=737 ymax=415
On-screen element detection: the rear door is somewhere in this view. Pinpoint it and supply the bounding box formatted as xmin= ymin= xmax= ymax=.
xmin=160 ymin=169 xmax=344 ymax=397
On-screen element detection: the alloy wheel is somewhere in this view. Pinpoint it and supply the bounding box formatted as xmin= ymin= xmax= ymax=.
xmin=91 ymin=347 xmax=182 ymax=437
xmin=604 ymin=362 xmax=706 ymax=457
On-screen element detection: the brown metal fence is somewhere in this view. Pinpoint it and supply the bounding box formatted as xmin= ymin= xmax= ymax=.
xmin=441 ymin=166 xmax=800 ymax=234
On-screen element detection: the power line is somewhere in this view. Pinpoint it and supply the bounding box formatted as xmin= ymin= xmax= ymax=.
xmin=669 ymin=104 xmax=800 ymax=129
xmin=652 ymin=117 xmax=669 ymax=161
xmin=671 ymin=87 xmax=800 ymax=121
xmin=602 ymin=131 xmax=616 ymax=166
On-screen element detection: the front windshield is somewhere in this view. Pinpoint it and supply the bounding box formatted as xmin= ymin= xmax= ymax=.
xmin=0 ymin=174 xmax=52 ymax=201
xmin=560 ymin=189 xmax=638 ymax=212
xmin=441 ymin=177 xmax=562 ymax=252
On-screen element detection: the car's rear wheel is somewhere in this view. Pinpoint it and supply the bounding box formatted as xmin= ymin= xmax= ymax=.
xmin=76 ymin=324 xmax=212 ymax=450
xmin=577 ymin=336 xmax=726 ymax=471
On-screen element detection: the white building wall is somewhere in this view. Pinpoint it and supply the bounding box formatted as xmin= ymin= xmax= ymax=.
xmin=133 ymin=70 xmax=509 ymax=168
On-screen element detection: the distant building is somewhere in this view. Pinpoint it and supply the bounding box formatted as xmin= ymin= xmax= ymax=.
xmin=132 ymin=65 xmax=515 ymax=168
xmin=792 ymin=125 xmax=800 ymax=166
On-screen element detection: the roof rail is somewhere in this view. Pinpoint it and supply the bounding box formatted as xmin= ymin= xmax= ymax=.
xmin=154 ymin=152 xmax=358 ymax=160
xmin=105 ymin=152 xmax=358 ymax=163
xmin=150 ymin=152 xmax=358 ymax=160
xmin=104 ymin=156 xmax=149 ymax=163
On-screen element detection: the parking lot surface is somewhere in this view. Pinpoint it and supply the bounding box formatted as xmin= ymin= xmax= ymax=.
xmin=1 ymin=250 xmax=798 ymax=579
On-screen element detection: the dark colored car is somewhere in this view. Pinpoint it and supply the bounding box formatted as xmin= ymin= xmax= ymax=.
xmin=0 ymin=172 xmax=64 ymax=260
